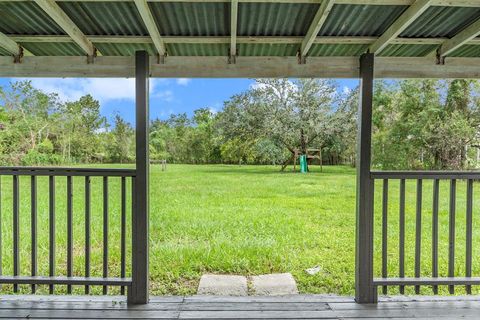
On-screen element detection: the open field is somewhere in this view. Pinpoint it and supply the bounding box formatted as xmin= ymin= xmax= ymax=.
xmin=0 ymin=164 xmax=478 ymax=296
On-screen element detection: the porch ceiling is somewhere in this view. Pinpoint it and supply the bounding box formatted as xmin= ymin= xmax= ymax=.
xmin=2 ymin=0 xmax=480 ymax=78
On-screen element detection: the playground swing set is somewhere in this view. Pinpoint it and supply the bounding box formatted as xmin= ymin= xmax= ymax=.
xmin=281 ymin=148 xmax=322 ymax=173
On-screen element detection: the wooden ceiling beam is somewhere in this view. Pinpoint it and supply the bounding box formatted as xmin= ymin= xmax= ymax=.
xmin=11 ymin=35 xmax=480 ymax=46
xmin=4 ymin=56 xmax=480 ymax=78
xmin=0 ymin=32 xmax=34 ymax=58
xmin=230 ymin=0 xmax=239 ymax=60
xmin=300 ymin=0 xmax=335 ymax=60
xmin=34 ymin=0 xmax=97 ymax=57
xmin=369 ymin=0 xmax=433 ymax=54
xmin=436 ymin=18 xmax=480 ymax=58
xmin=134 ymin=0 xmax=166 ymax=57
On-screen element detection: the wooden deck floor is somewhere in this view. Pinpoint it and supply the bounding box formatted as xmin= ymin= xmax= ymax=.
xmin=0 ymin=294 xmax=480 ymax=319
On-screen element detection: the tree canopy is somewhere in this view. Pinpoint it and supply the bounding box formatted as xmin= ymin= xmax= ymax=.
xmin=1 ymin=79 xmax=480 ymax=170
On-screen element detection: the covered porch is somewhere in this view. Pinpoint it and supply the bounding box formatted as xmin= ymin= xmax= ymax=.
xmin=1 ymin=0 xmax=480 ymax=317
xmin=2 ymin=294 xmax=480 ymax=319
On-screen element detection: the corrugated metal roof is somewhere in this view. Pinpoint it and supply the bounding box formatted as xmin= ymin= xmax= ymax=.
xmin=167 ymin=43 xmax=229 ymax=56
xmin=238 ymin=44 xmax=298 ymax=56
xmin=401 ymin=6 xmax=480 ymax=38
xmin=58 ymin=2 xmax=148 ymax=36
xmin=0 ymin=2 xmax=64 ymax=35
xmin=94 ymin=43 xmax=157 ymax=56
xmin=21 ymin=42 xmax=84 ymax=56
xmin=238 ymin=3 xmax=318 ymax=36
xmin=0 ymin=47 xmax=10 ymax=56
xmin=1 ymin=2 xmax=480 ymax=59
xmin=149 ymin=2 xmax=229 ymax=36
xmin=309 ymin=44 xmax=369 ymax=56
xmin=379 ymin=44 xmax=438 ymax=57
xmin=449 ymin=45 xmax=480 ymax=58
xmin=319 ymin=5 xmax=407 ymax=37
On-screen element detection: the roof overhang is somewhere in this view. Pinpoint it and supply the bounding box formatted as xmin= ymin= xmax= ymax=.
xmin=2 ymin=0 xmax=480 ymax=78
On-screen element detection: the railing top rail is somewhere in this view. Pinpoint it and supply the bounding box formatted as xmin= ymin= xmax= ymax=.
xmin=0 ymin=167 xmax=136 ymax=177
xmin=371 ymin=170 xmax=480 ymax=180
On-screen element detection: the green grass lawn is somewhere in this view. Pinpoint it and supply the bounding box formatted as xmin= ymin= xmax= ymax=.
xmin=0 ymin=164 xmax=478 ymax=296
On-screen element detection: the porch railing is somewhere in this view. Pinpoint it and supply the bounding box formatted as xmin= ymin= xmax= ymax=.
xmin=0 ymin=167 xmax=136 ymax=296
xmin=371 ymin=171 xmax=480 ymax=295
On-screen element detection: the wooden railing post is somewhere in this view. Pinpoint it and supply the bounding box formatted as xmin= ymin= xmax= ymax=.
xmin=355 ymin=52 xmax=376 ymax=304
xmin=129 ymin=50 xmax=150 ymax=304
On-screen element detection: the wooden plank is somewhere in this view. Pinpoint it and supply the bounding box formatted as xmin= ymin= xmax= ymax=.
xmin=230 ymin=0 xmax=238 ymax=58
xmin=34 ymin=0 xmax=97 ymax=56
xmin=0 ymin=32 xmax=24 ymax=56
xmin=437 ymin=18 xmax=480 ymax=57
xmin=134 ymin=0 xmax=166 ymax=56
xmin=300 ymin=0 xmax=335 ymax=58
xmin=371 ymin=170 xmax=480 ymax=179
xmin=369 ymin=0 xmax=433 ymax=54
xmin=0 ymin=309 xmax=179 ymax=319
xmin=374 ymin=277 xmax=480 ymax=285
xmin=7 ymin=34 xmax=470 ymax=45
xmin=0 ymin=276 xmax=132 ymax=286
xmin=0 ymin=167 xmax=135 ymax=177
xmin=6 ymin=56 xmax=480 ymax=78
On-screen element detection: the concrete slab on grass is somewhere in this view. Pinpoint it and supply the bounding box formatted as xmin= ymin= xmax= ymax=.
xmin=198 ymin=274 xmax=248 ymax=296
xmin=251 ymin=273 xmax=299 ymax=296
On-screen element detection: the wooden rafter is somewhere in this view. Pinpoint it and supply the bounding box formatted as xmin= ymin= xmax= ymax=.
xmin=369 ymin=0 xmax=433 ymax=54
xmin=8 ymin=35 xmax=480 ymax=46
xmin=436 ymin=18 xmax=480 ymax=58
xmin=300 ymin=0 xmax=335 ymax=59
xmin=230 ymin=0 xmax=239 ymax=59
xmin=134 ymin=0 xmax=166 ymax=57
xmin=34 ymin=0 xmax=97 ymax=57
xmin=0 ymin=32 xmax=27 ymax=56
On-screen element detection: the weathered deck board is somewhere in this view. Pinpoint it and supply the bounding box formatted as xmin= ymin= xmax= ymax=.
xmin=0 ymin=295 xmax=479 ymax=319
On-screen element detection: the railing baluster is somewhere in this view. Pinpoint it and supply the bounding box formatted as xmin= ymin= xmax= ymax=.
xmin=121 ymin=177 xmax=126 ymax=295
xmin=49 ymin=175 xmax=55 ymax=294
xmin=0 ymin=176 xmax=2 ymax=284
xmin=399 ymin=179 xmax=405 ymax=294
xmin=31 ymin=175 xmax=37 ymax=293
xmin=466 ymin=179 xmax=473 ymax=295
xmin=103 ymin=176 xmax=108 ymax=295
xmin=85 ymin=176 xmax=91 ymax=294
xmin=67 ymin=176 xmax=73 ymax=294
xmin=382 ymin=179 xmax=388 ymax=295
xmin=415 ymin=179 xmax=422 ymax=294
xmin=432 ymin=179 xmax=439 ymax=295
xmin=12 ymin=175 xmax=19 ymax=293
xmin=449 ymin=179 xmax=456 ymax=294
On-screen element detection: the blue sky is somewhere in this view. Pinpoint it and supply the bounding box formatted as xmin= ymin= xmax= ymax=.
xmin=0 ymin=78 xmax=359 ymax=124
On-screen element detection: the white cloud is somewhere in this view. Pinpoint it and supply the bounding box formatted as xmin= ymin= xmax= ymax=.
xmin=20 ymin=78 xmax=171 ymax=104
xmin=343 ymin=86 xmax=351 ymax=95
xmin=154 ymin=90 xmax=174 ymax=102
xmin=176 ymin=78 xmax=191 ymax=86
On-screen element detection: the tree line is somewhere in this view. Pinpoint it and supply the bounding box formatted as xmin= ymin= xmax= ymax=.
xmin=1 ymin=79 xmax=480 ymax=170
